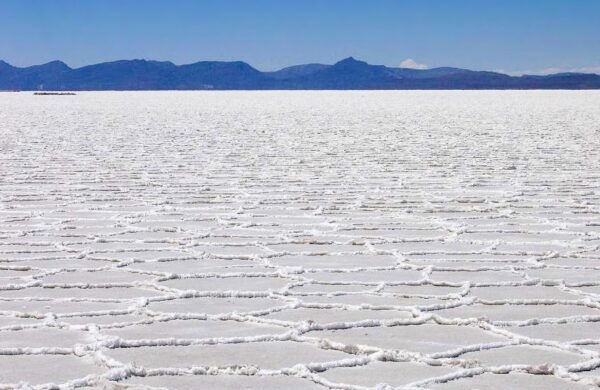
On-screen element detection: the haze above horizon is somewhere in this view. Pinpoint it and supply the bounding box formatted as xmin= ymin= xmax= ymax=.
xmin=1 ymin=0 xmax=600 ymax=75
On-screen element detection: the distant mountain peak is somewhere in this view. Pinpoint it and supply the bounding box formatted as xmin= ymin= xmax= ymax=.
xmin=335 ymin=57 xmax=369 ymax=66
xmin=266 ymin=63 xmax=330 ymax=80
xmin=45 ymin=60 xmax=68 ymax=66
xmin=41 ymin=60 xmax=70 ymax=67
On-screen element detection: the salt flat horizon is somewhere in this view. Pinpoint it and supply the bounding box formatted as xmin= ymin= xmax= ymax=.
xmin=7 ymin=89 xmax=600 ymax=93
xmin=1 ymin=91 xmax=600 ymax=389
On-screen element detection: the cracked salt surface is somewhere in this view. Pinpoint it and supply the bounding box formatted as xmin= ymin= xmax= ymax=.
xmin=1 ymin=91 xmax=600 ymax=389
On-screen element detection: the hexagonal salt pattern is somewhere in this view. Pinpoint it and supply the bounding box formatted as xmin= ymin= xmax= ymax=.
xmin=1 ymin=91 xmax=599 ymax=388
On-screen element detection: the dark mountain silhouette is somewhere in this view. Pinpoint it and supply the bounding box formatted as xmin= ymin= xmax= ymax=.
xmin=279 ymin=57 xmax=400 ymax=89
xmin=174 ymin=61 xmax=275 ymax=89
xmin=1 ymin=57 xmax=599 ymax=90
xmin=67 ymin=60 xmax=177 ymax=90
xmin=265 ymin=63 xmax=330 ymax=80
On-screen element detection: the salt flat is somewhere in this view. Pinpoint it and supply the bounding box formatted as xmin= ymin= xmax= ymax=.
xmin=1 ymin=91 xmax=600 ymax=389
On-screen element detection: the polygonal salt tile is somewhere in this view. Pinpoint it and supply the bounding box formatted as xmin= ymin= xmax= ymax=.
xmin=44 ymin=211 xmax=120 ymax=220
xmin=0 ymin=244 xmax=57 ymax=253
xmin=430 ymin=270 xmax=523 ymax=284
xmin=317 ymin=361 xmax=455 ymax=387
xmin=16 ymin=258 xmax=110 ymax=270
xmin=0 ymin=315 xmax=42 ymax=327
xmin=505 ymin=322 xmax=600 ymax=342
xmin=40 ymin=269 xmax=155 ymax=284
xmin=424 ymin=261 xmax=521 ymax=269
xmin=264 ymin=307 xmax=413 ymax=324
xmin=301 ymin=294 xmax=450 ymax=308
xmin=122 ymin=374 xmax=325 ymax=389
xmin=0 ymin=299 xmax=130 ymax=315
xmin=104 ymin=341 xmax=350 ymax=369
xmin=88 ymin=249 xmax=192 ymax=262
xmin=383 ymin=284 xmax=464 ymax=296
xmin=307 ymin=269 xmax=423 ymax=283
xmin=0 ymin=268 xmax=42 ymax=278
xmin=194 ymin=245 xmax=271 ymax=258
xmin=66 ymin=241 xmax=170 ymax=252
xmin=429 ymin=372 xmax=590 ymax=389
xmin=269 ymin=253 xmax=398 ymax=269
xmin=135 ymin=218 xmax=217 ymax=229
xmin=526 ymin=268 xmax=600 ymax=284
xmin=406 ymin=253 xmax=527 ymax=263
xmin=309 ymin=324 xmax=505 ymax=354
xmin=543 ymin=257 xmax=600 ymax=267
xmin=210 ymin=227 xmax=281 ymax=238
xmin=469 ymin=285 xmax=580 ymax=301
xmin=493 ymin=242 xmax=568 ymax=253
xmin=433 ymin=303 xmax=600 ymax=322
xmin=61 ymin=313 xmax=147 ymax=326
xmin=288 ymin=282 xmax=373 ymax=294
xmin=251 ymin=216 xmax=328 ymax=226
xmin=53 ymin=227 xmax=126 ymax=237
xmin=458 ymin=345 xmax=585 ymax=366
xmin=0 ymin=355 xmax=104 ymax=386
xmin=265 ymin=243 xmax=365 ymax=254
xmin=0 ymin=250 xmax=73 ymax=261
xmin=101 ymin=319 xmax=286 ymax=340
xmin=194 ymin=236 xmax=263 ymax=245
xmin=374 ymin=241 xmax=488 ymax=254
xmin=126 ymin=260 xmax=268 ymax=275
xmin=461 ymin=231 xmax=578 ymax=243
xmin=0 ymin=286 xmax=165 ymax=299
xmin=109 ymin=231 xmax=192 ymax=241
xmin=147 ymin=296 xmax=286 ymax=315
xmin=338 ymin=228 xmax=446 ymax=240
xmin=158 ymin=276 xmax=292 ymax=292
xmin=3 ymin=235 xmax=85 ymax=245
xmin=0 ymin=327 xmax=91 ymax=348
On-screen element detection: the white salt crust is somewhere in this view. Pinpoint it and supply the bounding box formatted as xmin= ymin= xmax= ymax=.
xmin=0 ymin=91 xmax=599 ymax=389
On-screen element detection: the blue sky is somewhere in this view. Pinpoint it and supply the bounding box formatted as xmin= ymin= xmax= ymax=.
xmin=1 ymin=0 xmax=599 ymax=74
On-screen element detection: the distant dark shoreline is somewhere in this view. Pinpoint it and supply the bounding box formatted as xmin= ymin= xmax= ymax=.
xmin=34 ymin=92 xmax=76 ymax=95
xmin=2 ymin=57 xmax=599 ymax=90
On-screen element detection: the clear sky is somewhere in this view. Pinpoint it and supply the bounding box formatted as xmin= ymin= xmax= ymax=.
xmin=1 ymin=0 xmax=599 ymax=74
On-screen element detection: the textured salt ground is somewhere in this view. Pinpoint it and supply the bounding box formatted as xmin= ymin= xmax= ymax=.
xmin=0 ymin=355 xmax=103 ymax=386
xmin=429 ymin=373 xmax=593 ymax=389
xmin=1 ymin=91 xmax=600 ymax=389
xmin=122 ymin=375 xmax=324 ymax=389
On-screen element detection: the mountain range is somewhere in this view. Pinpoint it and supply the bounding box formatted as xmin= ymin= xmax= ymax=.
xmin=1 ymin=57 xmax=600 ymax=90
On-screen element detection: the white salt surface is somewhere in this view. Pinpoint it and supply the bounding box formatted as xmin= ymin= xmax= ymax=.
xmin=1 ymin=91 xmax=600 ymax=389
